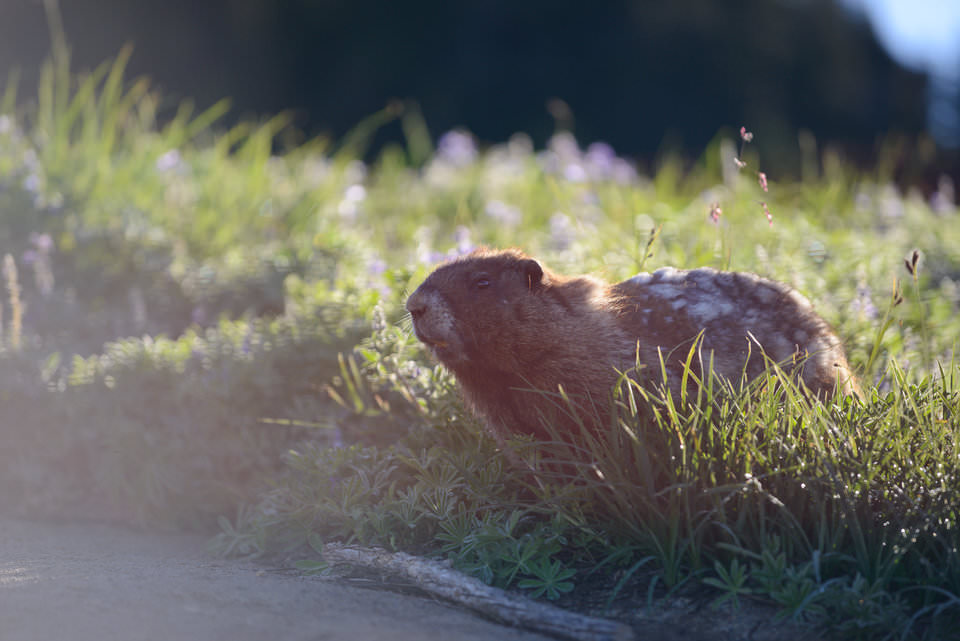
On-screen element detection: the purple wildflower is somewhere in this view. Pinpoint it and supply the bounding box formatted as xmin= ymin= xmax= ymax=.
xmin=453 ymin=226 xmax=475 ymax=254
xmin=550 ymin=212 xmax=575 ymax=250
xmin=851 ymin=283 xmax=878 ymax=321
xmin=610 ymin=158 xmax=638 ymax=184
xmin=22 ymin=173 xmax=40 ymax=194
xmin=484 ymin=200 xmax=522 ymax=227
xmin=436 ymin=130 xmax=478 ymax=167
xmin=585 ymin=142 xmax=616 ymax=178
xmin=548 ymin=132 xmax=580 ymax=160
xmin=30 ymin=232 xmax=53 ymax=252
xmin=422 ymin=250 xmax=447 ymax=265
xmin=367 ymin=257 xmax=387 ymax=276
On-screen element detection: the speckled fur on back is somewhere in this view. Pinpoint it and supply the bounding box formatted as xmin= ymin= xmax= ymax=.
xmin=406 ymin=249 xmax=857 ymax=440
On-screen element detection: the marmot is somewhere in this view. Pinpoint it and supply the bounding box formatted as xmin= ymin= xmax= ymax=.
xmin=406 ymin=248 xmax=858 ymax=439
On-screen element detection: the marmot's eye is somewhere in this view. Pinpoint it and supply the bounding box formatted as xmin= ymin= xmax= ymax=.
xmin=473 ymin=276 xmax=491 ymax=289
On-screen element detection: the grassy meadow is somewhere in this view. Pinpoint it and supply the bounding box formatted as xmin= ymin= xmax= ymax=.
xmin=1 ymin=53 xmax=959 ymax=639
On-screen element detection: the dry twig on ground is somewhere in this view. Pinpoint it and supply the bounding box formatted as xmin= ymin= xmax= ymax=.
xmin=323 ymin=543 xmax=633 ymax=641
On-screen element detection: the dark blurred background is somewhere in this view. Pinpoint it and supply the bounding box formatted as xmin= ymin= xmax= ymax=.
xmin=1 ymin=0 xmax=958 ymax=181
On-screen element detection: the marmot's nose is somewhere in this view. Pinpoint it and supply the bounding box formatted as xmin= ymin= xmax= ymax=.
xmin=406 ymin=291 xmax=427 ymax=320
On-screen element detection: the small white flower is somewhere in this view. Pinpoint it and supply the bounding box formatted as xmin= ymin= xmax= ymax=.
xmin=338 ymin=184 xmax=367 ymax=220
xmin=563 ymin=163 xmax=587 ymax=183
xmin=338 ymin=199 xmax=359 ymax=220
xmin=343 ymin=184 xmax=367 ymax=202
xmin=156 ymin=149 xmax=183 ymax=173
xmin=344 ymin=160 xmax=367 ymax=184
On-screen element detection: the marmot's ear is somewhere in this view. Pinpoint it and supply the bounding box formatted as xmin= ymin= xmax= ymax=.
xmin=521 ymin=259 xmax=544 ymax=290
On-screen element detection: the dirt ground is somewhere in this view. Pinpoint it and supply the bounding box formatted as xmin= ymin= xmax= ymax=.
xmin=0 ymin=516 xmax=556 ymax=641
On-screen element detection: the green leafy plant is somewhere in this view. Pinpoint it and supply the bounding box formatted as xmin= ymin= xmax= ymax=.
xmin=517 ymin=557 xmax=577 ymax=600
xmin=703 ymin=558 xmax=753 ymax=610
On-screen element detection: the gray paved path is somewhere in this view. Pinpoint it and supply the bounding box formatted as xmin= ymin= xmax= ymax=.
xmin=0 ymin=517 xmax=554 ymax=641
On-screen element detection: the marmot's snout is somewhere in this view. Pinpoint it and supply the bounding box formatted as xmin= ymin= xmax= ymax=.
xmin=406 ymin=286 xmax=459 ymax=357
xmin=405 ymin=287 xmax=432 ymax=342
xmin=406 ymin=288 xmax=428 ymax=322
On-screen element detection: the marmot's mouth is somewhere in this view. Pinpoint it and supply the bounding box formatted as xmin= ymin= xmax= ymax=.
xmin=419 ymin=335 xmax=458 ymax=362
xmin=413 ymin=328 xmax=449 ymax=350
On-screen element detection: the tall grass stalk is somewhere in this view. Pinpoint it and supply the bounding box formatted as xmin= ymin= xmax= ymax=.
xmin=3 ymin=254 xmax=22 ymax=350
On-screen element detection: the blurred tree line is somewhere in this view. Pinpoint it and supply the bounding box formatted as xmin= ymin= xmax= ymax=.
xmin=1 ymin=0 xmax=956 ymax=181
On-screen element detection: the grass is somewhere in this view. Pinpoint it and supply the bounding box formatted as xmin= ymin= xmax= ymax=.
xmin=1 ymin=48 xmax=958 ymax=640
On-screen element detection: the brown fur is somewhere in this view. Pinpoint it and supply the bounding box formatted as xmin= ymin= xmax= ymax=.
xmin=406 ymin=248 xmax=858 ymax=439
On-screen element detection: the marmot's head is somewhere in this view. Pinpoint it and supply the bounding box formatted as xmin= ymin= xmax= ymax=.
xmin=406 ymin=249 xmax=546 ymax=370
